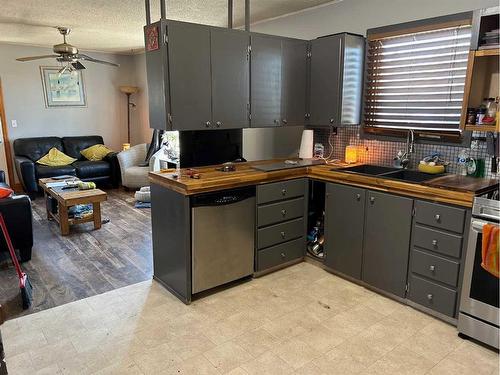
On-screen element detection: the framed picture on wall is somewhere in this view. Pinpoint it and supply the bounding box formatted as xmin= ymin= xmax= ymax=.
xmin=40 ymin=66 xmax=86 ymax=108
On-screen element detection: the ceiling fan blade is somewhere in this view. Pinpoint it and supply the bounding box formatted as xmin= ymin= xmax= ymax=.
xmin=77 ymin=54 xmax=119 ymax=67
xmin=16 ymin=55 xmax=60 ymax=62
xmin=71 ymin=61 xmax=86 ymax=70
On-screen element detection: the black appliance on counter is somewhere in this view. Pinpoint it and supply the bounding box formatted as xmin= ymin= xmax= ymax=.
xmin=179 ymin=129 xmax=243 ymax=168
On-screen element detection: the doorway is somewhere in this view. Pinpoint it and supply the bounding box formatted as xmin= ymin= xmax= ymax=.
xmin=0 ymin=78 xmax=14 ymax=185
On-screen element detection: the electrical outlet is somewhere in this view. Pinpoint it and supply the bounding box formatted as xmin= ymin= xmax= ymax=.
xmin=11 ymin=120 xmax=17 ymax=128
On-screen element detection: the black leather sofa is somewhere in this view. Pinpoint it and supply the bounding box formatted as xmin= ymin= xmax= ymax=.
xmin=14 ymin=136 xmax=120 ymax=196
xmin=0 ymin=171 xmax=32 ymax=262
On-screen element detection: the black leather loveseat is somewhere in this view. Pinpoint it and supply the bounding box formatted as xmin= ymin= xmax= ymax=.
xmin=14 ymin=136 xmax=120 ymax=196
xmin=0 ymin=171 xmax=32 ymax=262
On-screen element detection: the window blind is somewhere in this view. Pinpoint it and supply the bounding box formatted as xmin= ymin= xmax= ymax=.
xmin=364 ymin=24 xmax=472 ymax=133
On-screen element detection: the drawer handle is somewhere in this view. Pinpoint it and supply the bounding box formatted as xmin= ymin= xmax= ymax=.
xmin=427 ymin=293 xmax=433 ymax=301
xmin=432 ymin=239 xmax=438 ymax=247
xmin=356 ymin=194 xmax=361 ymax=201
xmin=280 ymin=252 xmax=286 ymax=259
xmin=370 ymin=196 xmax=375 ymax=203
xmin=205 ymin=121 xmax=211 ymax=128
xmin=434 ymin=214 xmax=441 ymax=221
xmin=281 ymin=209 xmax=287 ymax=217
xmin=281 ymin=188 xmax=287 ymax=196
xmin=280 ymin=231 xmax=286 ymax=239
xmin=429 ymin=265 xmax=435 ymax=272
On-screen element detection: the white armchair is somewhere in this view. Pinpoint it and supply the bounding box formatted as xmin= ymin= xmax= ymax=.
xmin=117 ymin=144 xmax=151 ymax=189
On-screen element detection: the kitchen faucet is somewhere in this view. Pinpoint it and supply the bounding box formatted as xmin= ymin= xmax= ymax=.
xmin=394 ymin=129 xmax=415 ymax=169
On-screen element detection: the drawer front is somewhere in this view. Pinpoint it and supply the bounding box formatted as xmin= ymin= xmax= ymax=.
xmin=415 ymin=200 xmax=465 ymax=233
xmin=257 ymin=238 xmax=304 ymax=271
xmin=257 ymin=217 xmax=304 ymax=249
xmin=413 ymin=225 xmax=463 ymax=258
xmin=410 ymin=249 xmax=460 ymax=287
xmin=408 ymin=274 xmax=457 ymax=317
xmin=257 ymin=179 xmax=306 ymax=204
xmin=258 ymin=197 xmax=305 ymax=227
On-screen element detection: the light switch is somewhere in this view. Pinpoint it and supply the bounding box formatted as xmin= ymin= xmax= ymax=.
xmin=11 ymin=120 xmax=17 ymax=128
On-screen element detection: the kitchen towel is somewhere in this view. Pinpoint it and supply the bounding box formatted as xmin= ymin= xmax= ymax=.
xmin=299 ymin=130 xmax=314 ymax=159
xmin=482 ymin=223 xmax=499 ymax=278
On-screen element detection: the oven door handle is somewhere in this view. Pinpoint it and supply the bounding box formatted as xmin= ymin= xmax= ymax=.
xmin=471 ymin=219 xmax=488 ymax=233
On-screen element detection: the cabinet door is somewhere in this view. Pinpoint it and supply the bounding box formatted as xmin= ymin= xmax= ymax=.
xmin=167 ymin=21 xmax=212 ymax=130
xmin=310 ymin=35 xmax=342 ymax=126
xmin=250 ymin=34 xmax=282 ymax=127
xmin=281 ymin=39 xmax=307 ymax=126
xmin=362 ymin=191 xmax=413 ymax=297
xmin=211 ymin=28 xmax=250 ymax=129
xmin=324 ymin=183 xmax=366 ymax=279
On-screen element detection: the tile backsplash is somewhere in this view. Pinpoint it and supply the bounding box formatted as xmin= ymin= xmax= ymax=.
xmin=312 ymin=126 xmax=499 ymax=179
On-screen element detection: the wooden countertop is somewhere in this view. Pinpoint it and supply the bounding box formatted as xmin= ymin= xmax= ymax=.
xmin=149 ymin=159 xmax=499 ymax=207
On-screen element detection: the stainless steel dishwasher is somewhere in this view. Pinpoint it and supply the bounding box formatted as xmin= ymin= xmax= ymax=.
xmin=191 ymin=187 xmax=255 ymax=294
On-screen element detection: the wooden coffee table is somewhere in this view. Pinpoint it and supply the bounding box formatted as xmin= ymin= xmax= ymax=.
xmin=39 ymin=177 xmax=107 ymax=236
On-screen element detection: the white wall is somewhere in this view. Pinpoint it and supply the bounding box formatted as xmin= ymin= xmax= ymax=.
xmin=131 ymin=53 xmax=152 ymax=146
xmin=250 ymin=0 xmax=498 ymax=38
xmin=0 ymin=44 xmax=137 ymax=152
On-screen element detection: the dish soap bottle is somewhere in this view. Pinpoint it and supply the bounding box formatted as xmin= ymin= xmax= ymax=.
xmin=456 ymin=149 xmax=469 ymax=176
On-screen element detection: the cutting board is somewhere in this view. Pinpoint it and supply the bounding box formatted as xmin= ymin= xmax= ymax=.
xmin=426 ymin=174 xmax=499 ymax=194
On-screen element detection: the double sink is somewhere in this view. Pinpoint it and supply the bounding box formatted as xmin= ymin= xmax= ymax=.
xmin=337 ymin=164 xmax=441 ymax=183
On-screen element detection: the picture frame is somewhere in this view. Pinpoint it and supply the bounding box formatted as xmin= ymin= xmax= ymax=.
xmin=40 ymin=66 xmax=87 ymax=108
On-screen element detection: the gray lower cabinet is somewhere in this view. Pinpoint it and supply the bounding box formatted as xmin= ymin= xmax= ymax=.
xmin=256 ymin=179 xmax=307 ymax=272
xmin=324 ymin=183 xmax=366 ymax=279
xmin=211 ymin=28 xmax=250 ymax=129
xmin=407 ymin=200 xmax=469 ymax=318
xmin=362 ymin=191 xmax=414 ymax=297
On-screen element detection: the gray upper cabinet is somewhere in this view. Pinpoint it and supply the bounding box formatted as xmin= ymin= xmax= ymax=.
xmin=281 ymin=39 xmax=308 ymax=126
xmin=250 ymin=34 xmax=283 ymax=127
xmin=211 ymin=29 xmax=250 ymax=129
xmin=362 ymin=191 xmax=413 ymax=297
xmin=324 ymin=183 xmax=366 ymax=279
xmin=309 ymin=33 xmax=364 ymax=126
xmin=167 ymin=21 xmax=212 ymax=130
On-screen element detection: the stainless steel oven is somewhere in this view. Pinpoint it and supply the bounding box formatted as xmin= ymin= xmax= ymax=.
xmin=458 ymin=197 xmax=499 ymax=349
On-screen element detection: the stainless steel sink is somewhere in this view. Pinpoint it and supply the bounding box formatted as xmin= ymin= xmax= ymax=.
xmin=334 ymin=164 xmax=400 ymax=176
xmin=334 ymin=164 xmax=441 ymax=183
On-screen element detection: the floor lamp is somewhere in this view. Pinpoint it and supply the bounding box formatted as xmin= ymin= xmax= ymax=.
xmin=119 ymin=86 xmax=139 ymax=150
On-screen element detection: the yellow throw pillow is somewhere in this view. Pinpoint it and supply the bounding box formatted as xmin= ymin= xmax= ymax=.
xmin=36 ymin=148 xmax=77 ymax=166
xmin=80 ymin=144 xmax=113 ymax=161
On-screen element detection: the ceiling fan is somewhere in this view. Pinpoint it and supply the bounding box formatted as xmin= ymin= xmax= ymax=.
xmin=16 ymin=27 xmax=119 ymax=73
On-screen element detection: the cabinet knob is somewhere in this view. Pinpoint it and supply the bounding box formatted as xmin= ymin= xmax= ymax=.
xmin=370 ymin=196 xmax=375 ymax=203
xmin=432 ymin=239 xmax=438 ymax=246
xmin=282 ymin=119 xmax=288 ymax=124
xmin=356 ymin=194 xmax=361 ymax=201
xmin=280 ymin=252 xmax=286 ymax=259
xmin=274 ymin=119 xmax=279 ymax=124
xmin=329 ymin=118 xmax=334 ymax=124
xmin=434 ymin=214 xmax=441 ymax=221
xmin=205 ymin=121 xmax=211 ymax=128
xmin=281 ymin=209 xmax=287 ymax=217
xmin=280 ymin=231 xmax=286 ymax=239
xmin=215 ymin=121 xmax=222 ymax=128
xmin=427 ymin=294 xmax=433 ymax=301
xmin=429 ymin=265 xmax=435 ymax=272
xmin=281 ymin=188 xmax=287 ymax=196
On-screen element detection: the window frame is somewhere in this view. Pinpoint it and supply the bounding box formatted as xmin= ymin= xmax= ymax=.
xmin=361 ymin=12 xmax=474 ymax=144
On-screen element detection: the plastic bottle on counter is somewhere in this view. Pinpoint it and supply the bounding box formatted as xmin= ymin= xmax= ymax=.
xmin=456 ymin=149 xmax=469 ymax=176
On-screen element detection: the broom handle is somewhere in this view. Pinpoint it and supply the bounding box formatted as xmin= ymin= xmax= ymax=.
xmin=0 ymin=214 xmax=23 ymax=279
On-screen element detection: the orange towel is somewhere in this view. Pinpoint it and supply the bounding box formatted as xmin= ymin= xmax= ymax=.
xmin=481 ymin=223 xmax=499 ymax=278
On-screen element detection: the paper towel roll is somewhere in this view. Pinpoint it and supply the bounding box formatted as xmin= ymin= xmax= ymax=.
xmin=299 ymin=129 xmax=314 ymax=159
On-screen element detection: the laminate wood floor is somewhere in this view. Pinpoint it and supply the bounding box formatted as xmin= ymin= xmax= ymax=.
xmin=0 ymin=189 xmax=152 ymax=320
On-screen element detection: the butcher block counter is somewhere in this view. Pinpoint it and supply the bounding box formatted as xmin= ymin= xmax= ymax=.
xmin=149 ymin=159 xmax=499 ymax=207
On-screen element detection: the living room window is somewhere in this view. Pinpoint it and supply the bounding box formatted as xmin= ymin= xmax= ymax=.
xmin=363 ymin=14 xmax=473 ymax=140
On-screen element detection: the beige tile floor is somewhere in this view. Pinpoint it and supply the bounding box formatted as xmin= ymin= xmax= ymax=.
xmin=2 ymin=262 xmax=499 ymax=375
